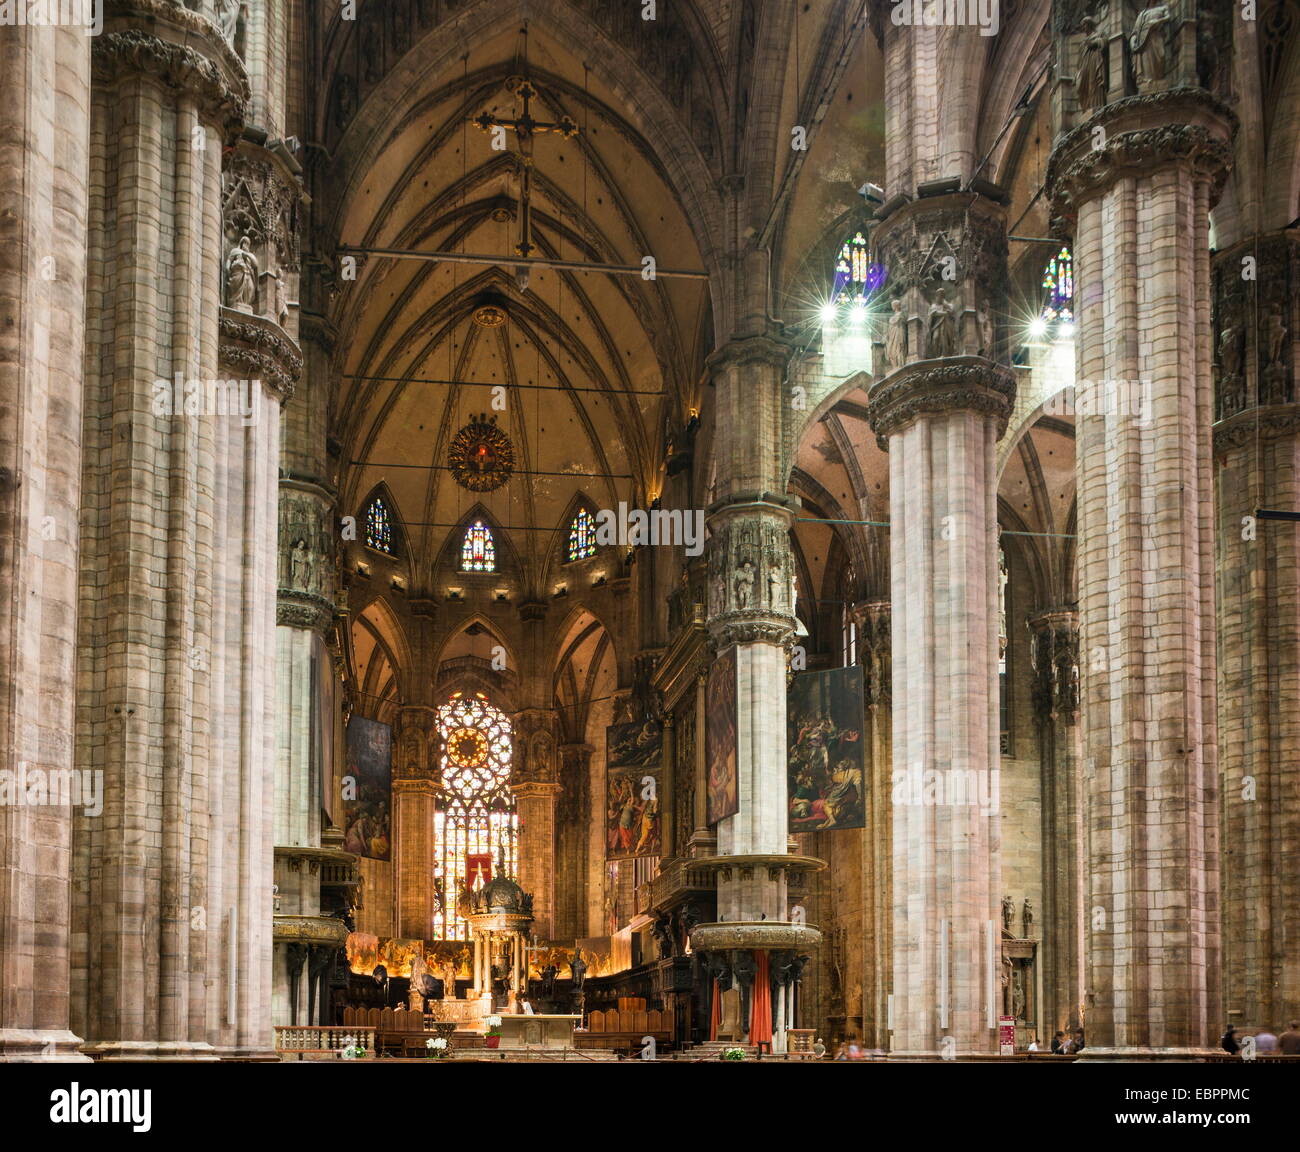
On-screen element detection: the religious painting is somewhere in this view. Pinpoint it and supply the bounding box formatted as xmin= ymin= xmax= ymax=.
xmin=378 ymin=937 xmax=423 ymax=979
xmin=605 ymin=718 xmax=662 ymax=861
xmin=787 ymin=665 xmax=866 ymax=831
xmin=343 ymin=715 xmax=392 ymax=860
xmin=346 ymin=932 xmax=380 ymax=976
xmin=706 ymin=646 xmax=738 ymax=824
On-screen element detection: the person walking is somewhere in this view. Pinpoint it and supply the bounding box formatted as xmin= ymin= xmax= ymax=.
xmin=1220 ymin=1026 xmax=1240 ymax=1054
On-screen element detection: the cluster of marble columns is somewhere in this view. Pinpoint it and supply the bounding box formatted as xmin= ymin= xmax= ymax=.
xmin=1046 ymin=5 xmax=1234 ymax=1049
xmin=469 ymin=927 xmax=526 ymax=1003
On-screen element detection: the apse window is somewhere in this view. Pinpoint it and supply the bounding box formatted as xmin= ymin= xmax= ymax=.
xmin=363 ymin=495 xmax=396 ymax=556
xmin=461 ymin=519 xmax=496 ymax=572
xmin=432 ymin=691 xmax=517 ymax=940
xmin=567 ymin=507 xmax=597 ymax=562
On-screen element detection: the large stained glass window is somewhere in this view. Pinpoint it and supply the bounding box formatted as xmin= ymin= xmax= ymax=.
xmin=461 ymin=519 xmax=496 ymax=572
xmin=567 ymin=507 xmax=596 ymax=561
xmin=364 ymin=495 xmax=395 ymax=555
xmin=1041 ymin=246 xmax=1074 ymax=325
xmin=432 ymin=692 xmax=517 ymax=941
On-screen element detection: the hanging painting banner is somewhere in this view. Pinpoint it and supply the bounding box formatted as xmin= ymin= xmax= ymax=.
xmin=344 ymin=715 xmax=392 ymax=860
xmin=605 ymin=719 xmax=662 ymax=859
xmin=706 ymin=647 xmax=739 ymax=824
xmin=787 ymin=665 xmax=866 ymax=831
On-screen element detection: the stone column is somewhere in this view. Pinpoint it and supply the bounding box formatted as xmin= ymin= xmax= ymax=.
xmin=555 ymin=742 xmax=593 ymax=939
xmin=73 ymin=1 xmax=253 ymax=1061
xmin=855 ymin=600 xmax=893 ymax=1050
xmin=868 ymin=187 xmax=1014 ymax=1057
xmin=512 ymin=709 xmax=560 ymax=939
xmin=1028 ymin=609 xmax=1084 ymax=1037
xmin=0 ymin=19 xmax=92 ymax=1063
xmin=392 ymin=706 xmax=437 ymax=940
xmin=692 ymin=336 xmax=821 ymax=1004
xmin=1212 ymin=231 xmax=1300 ymax=1033
xmin=1048 ymin=10 xmax=1233 ymax=1053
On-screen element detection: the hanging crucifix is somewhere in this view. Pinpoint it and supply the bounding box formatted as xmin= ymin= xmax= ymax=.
xmin=471 ymin=68 xmax=579 ymax=268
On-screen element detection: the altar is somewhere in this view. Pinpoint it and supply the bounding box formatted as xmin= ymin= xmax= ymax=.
xmin=495 ymin=1014 xmax=581 ymax=1050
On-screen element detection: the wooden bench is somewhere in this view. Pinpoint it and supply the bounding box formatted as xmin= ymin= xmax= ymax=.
xmin=574 ymin=1007 xmax=673 ymax=1056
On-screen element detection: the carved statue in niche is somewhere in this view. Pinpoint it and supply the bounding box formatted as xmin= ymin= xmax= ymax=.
xmin=333 ymin=75 xmax=356 ymax=132
xmin=217 ymin=0 xmax=241 ymax=46
xmin=226 ymin=235 xmax=259 ymax=311
xmin=977 ymin=304 xmax=995 ymax=359
xmin=1130 ymin=4 xmax=1172 ymax=91
xmin=1076 ymin=15 xmax=1108 ymax=113
xmin=1002 ymin=894 xmax=1015 ymax=934
xmin=271 ymin=268 xmax=289 ymax=328
xmin=734 ymin=558 xmax=755 ymax=609
xmin=1022 ymin=898 xmax=1034 ymax=938
xmin=928 ymin=288 xmax=958 ymax=359
xmin=1266 ymin=302 xmax=1290 ymax=368
xmin=884 ymin=297 xmax=906 ymax=369
xmin=291 ymin=537 xmax=312 ymax=591
xmin=767 ymin=560 xmax=783 ymax=610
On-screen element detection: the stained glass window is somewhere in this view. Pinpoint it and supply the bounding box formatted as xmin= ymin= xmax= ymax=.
xmin=432 ymin=692 xmax=516 ymax=941
xmin=568 ymin=508 xmax=596 ymax=562
xmin=1041 ymin=246 xmax=1074 ymax=325
xmin=364 ymin=495 xmax=395 ymax=555
xmin=830 ymin=231 xmax=885 ymax=307
xmin=461 ymin=519 xmax=496 ymax=572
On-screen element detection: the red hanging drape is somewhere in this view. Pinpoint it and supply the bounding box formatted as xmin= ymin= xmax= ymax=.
xmin=709 ymin=978 xmax=721 ymax=1041
xmin=750 ymin=951 xmax=773 ymax=1048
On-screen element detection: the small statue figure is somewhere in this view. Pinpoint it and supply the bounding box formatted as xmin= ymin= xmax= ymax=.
xmin=1076 ymin=15 xmax=1108 ymax=113
xmin=767 ymin=560 xmax=783 ymax=609
xmin=291 ymin=538 xmax=310 ymax=590
xmin=1130 ymin=4 xmax=1171 ymax=92
xmin=1266 ymin=303 xmax=1289 ymax=367
xmin=272 ymin=268 xmax=290 ymax=327
xmin=570 ymin=947 xmax=587 ymax=990
xmin=1002 ymin=894 xmax=1015 ymax=934
xmin=225 ymin=235 xmax=259 ymax=312
xmin=217 ymin=0 xmax=241 ymax=45
xmin=734 ymin=558 xmax=755 ymax=609
xmin=884 ymin=297 xmax=906 ymax=369
xmin=928 ymin=288 xmax=958 ymax=359
xmin=977 ymin=304 xmax=995 ymax=359
xmin=1217 ymin=318 xmax=1244 ymax=381
xmin=1022 ymin=897 xmax=1035 ymax=938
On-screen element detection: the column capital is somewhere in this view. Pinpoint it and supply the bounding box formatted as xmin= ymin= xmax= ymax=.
xmin=704 ymin=334 xmax=793 ymax=378
xmin=705 ymin=501 xmax=798 ymax=649
xmin=93 ymin=1 xmax=250 ymax=139
xmin=866 ymin=357 xmax=1016 ymax=444
xmin=1047 ymin=89 xmax=1235 ymax=226
xmin=1027 ymin=607 xmax=1080 ymax=725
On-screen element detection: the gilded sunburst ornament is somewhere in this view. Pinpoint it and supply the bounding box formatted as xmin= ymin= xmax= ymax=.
xmin=449 ymin=413 xmax=515 ymax=492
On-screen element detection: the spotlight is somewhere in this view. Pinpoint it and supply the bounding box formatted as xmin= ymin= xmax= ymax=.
xmin=1028 ymin=317 xmax=1048 ymax=340
xmin=849 ymin=303 xmax=867 ymax=327
xmin=820 ymin=303 xmax=838 ymax=326
xmin=1059 ymin=322 xmax=1076 ymax=339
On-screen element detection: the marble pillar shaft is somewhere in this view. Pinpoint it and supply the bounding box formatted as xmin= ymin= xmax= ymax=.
xmin=1050 ymin=91 xmax=1231 ymax=1052
xmin=0 ymin=21 xmax=92 ymax=1062
xmin=73 ymin=8 xmax=257 ymax=1059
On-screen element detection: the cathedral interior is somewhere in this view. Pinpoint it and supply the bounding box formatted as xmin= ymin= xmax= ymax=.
xmin=2 ymin=0 xmax=1299 ymax=1076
